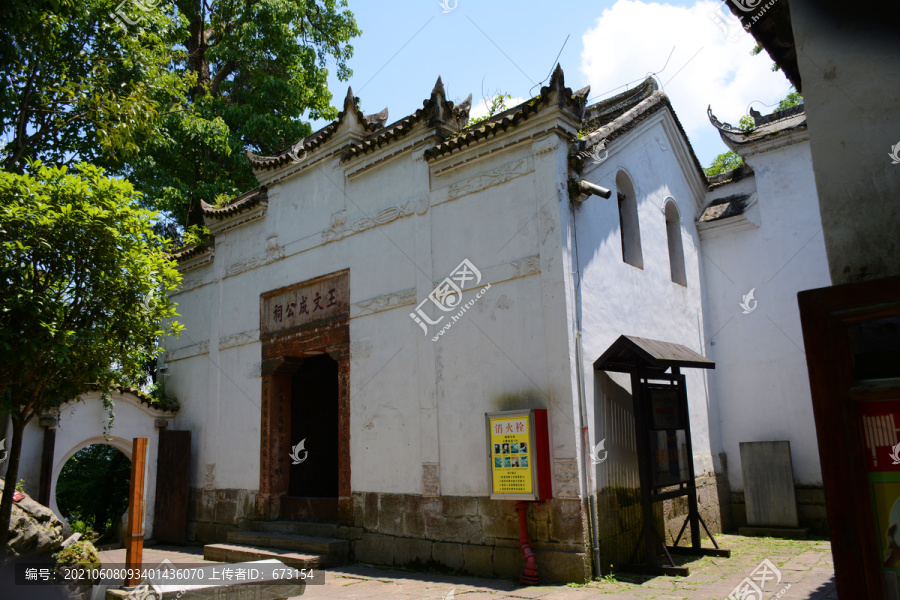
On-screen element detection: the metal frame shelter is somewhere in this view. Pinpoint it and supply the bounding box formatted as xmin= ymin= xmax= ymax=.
xmin=594 ymin=335 xmax=730 ymax=576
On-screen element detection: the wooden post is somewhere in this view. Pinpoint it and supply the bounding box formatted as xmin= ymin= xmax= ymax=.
xmin=38 ymin=417 xmax=57 ymax=507
xmin=124 ymin=438 xmax=148 ymax=588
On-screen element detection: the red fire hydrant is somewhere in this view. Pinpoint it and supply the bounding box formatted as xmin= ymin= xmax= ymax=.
xmin=516 ymin=501 xmax=540 ymax=585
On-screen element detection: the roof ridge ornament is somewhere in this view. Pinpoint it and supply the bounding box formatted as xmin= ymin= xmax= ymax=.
xmin=539 ymin=64 xmax=588 ymax=120
xmin=453 ymin=93 xmax=473 ymax=127
xmin=365 ymin=107 xmax=389 ymax=129
xmin=342 ymin=86 xmax=358 ymax=114
xmin=707 ymin=105 xmax=743 ymax=134
xmin=431 ymin=75 xmax=446 ymax=100
xmin=424 ymin=75 xmax=453 ymax=123
xmin=549 ymin=63 xmax=565 ymax=92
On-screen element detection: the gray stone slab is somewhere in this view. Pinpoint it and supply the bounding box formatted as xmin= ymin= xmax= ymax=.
xmin=106 ymin=559 xmax=305 ymax=599
xmin=740 ymin=440 xmax=800 ymax=527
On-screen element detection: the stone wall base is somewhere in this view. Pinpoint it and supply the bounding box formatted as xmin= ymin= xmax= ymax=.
xmin=353 ymin=531 xmax=588 ymax=583
xmin=184 ymin=488 xmax=591 ymax=583
xmin=729 ymin=485 xmax=828 ymax=535
xmin=596 ymin=472 xmax=726 ymax=568
xmin=351 ymin=492 xmax=590 ymax=583
xmin=661 ymin=472 xmax=725 ymax=544
xmin=186 ymin=487 xmax=257 ymax=544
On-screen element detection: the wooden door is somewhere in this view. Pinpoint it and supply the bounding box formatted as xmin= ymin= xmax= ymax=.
xmin=153 ymin=430 xmax=191 ymax=544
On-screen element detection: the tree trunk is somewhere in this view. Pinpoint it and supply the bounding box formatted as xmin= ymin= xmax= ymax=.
xmin=186 ymin=197 xmax=204 ymax=229
xmin=0 ymin=415 xmax=26 ymax=563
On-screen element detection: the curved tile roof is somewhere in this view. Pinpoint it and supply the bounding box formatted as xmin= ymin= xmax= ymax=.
xmin=707 ymin=103 xmax=807 ymax=147
xmin=170 ymin=240 xmax=214 ymax=262
xmin=423 ymin=65 xmax=590 ymax=161
xmin=343 ymin=77 xmax=471 ymax=162
xmin=571 ymin=81 xmax=707 ymax=184
xmin=246 ymin=87 xmax=381 ymax=171
xmin=200 ymin=186 xmax=267 ymax=218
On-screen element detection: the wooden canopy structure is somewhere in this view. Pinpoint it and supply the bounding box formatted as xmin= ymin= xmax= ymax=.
xmin=595 ymin=335 xmax=728 ymax=576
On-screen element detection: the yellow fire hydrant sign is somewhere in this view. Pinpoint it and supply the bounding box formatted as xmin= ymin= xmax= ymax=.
xmin=489 ymin=414 xmax=533 ymax=495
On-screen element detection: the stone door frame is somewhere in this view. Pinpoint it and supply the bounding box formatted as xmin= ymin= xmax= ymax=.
xmin=257 ymin=315 xmax=351 ymax=524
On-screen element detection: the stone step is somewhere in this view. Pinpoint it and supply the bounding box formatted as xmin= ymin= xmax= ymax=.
xmin=227 ymin=530 xmax=350 ymax=559
xmin=204 ymin=543 xmax=327 ymax=569
xmin=251 ymin=520 xmax=338 ymax=538
xmin=106 ymin=558 xmax=306 ymax=600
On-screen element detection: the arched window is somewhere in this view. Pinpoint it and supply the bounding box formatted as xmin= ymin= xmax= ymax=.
xmin=665 ymin=200 xmax=687 ymax=286
xmin=616 ymin=172 xmax=643 ymax=268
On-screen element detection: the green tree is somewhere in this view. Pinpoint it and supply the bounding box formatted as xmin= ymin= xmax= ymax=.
xmin=705 ymin=150 xmax=744 ymax=177
xmin=127 ymin=0 xmax=361 ymax=229
xmin=750 ymin=46 xmax=803 ymax=109
xmin=0 ymin=162 xmax=182 ymax=558
xmin=56 ymin=444 xmax=131 ymax=542
xmin=469 ymin=92 xmax=513 ymax=126
xmin=1 ymin=0 xmax=361 ymax=234
xmin=0 ymin=0 xmax=179 ymax=172
xmin=777 ymin=91 xmax=803 ymax=111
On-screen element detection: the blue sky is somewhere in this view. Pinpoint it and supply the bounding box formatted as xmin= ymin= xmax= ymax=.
xmin=310 ymin=0 xmax=796 ymax=168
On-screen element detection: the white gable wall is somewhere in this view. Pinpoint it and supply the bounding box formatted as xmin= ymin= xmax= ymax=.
xmin=577 ymin=114 xmax=715 ymax=486
xmin=700 ymin=138 xmax=830 ymax=491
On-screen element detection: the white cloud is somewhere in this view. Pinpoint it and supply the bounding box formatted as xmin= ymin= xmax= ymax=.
xmin=468 ymin=96 xmax=527 ymax=122
xmin=580 ymin=0 xmax=793 ymax=162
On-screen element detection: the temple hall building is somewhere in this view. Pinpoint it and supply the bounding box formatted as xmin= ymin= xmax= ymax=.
xmin=7 ymin=65 xmax=830 ymax=583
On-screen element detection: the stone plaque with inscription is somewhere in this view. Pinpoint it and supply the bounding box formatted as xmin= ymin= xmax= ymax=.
xmin=260 ymin=270 xmax=349 ymax=337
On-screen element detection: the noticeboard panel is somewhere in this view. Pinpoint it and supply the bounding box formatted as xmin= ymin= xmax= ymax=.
xmin=486 ymin=410 xmax=539 ymax=500
xmin=650 ymin=428 xmax=690 ymax=487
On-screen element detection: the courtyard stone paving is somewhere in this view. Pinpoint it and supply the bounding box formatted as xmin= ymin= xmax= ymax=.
xmin=99 ymin=534 xmax=837 ymax=600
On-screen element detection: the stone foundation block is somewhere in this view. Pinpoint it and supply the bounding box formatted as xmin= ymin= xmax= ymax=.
xmin=392 ymin=537 xmax=433 ymax=568
xmin=462 ymin=545 xmax=493 ymax=578
xmin=493 ymin=545 xmax=524 ymax=578
xmin=424 ymin=514 xmax=482 ymax=544
xmin=549 ymin=500 xmax=583 ymax=543
xmin=355 ymin=533 xmax=395 ymax=566
xmin=403 ymin=511 xmax=425 ymax=538
xmin=482 ymin=515 xmax=518 ymax=540
xmin=537 ymin=550 xmax=590 ymax=584
xmin=432 ymin=542 xmax=464 ymax=572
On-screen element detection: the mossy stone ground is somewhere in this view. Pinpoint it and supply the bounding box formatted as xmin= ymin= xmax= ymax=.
xmin=99 ymin=534 xmax=837 ymax=599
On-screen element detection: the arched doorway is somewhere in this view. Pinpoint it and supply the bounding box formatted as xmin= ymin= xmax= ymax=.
xmin=56 ymin=443 xmax=130 ymax=543
xmin=15 ymin=390 xmax=177 ymax=540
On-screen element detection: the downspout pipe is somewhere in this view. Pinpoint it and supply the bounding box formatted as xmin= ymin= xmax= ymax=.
xmin=568 ymin=177 xmax=607 ymax=579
